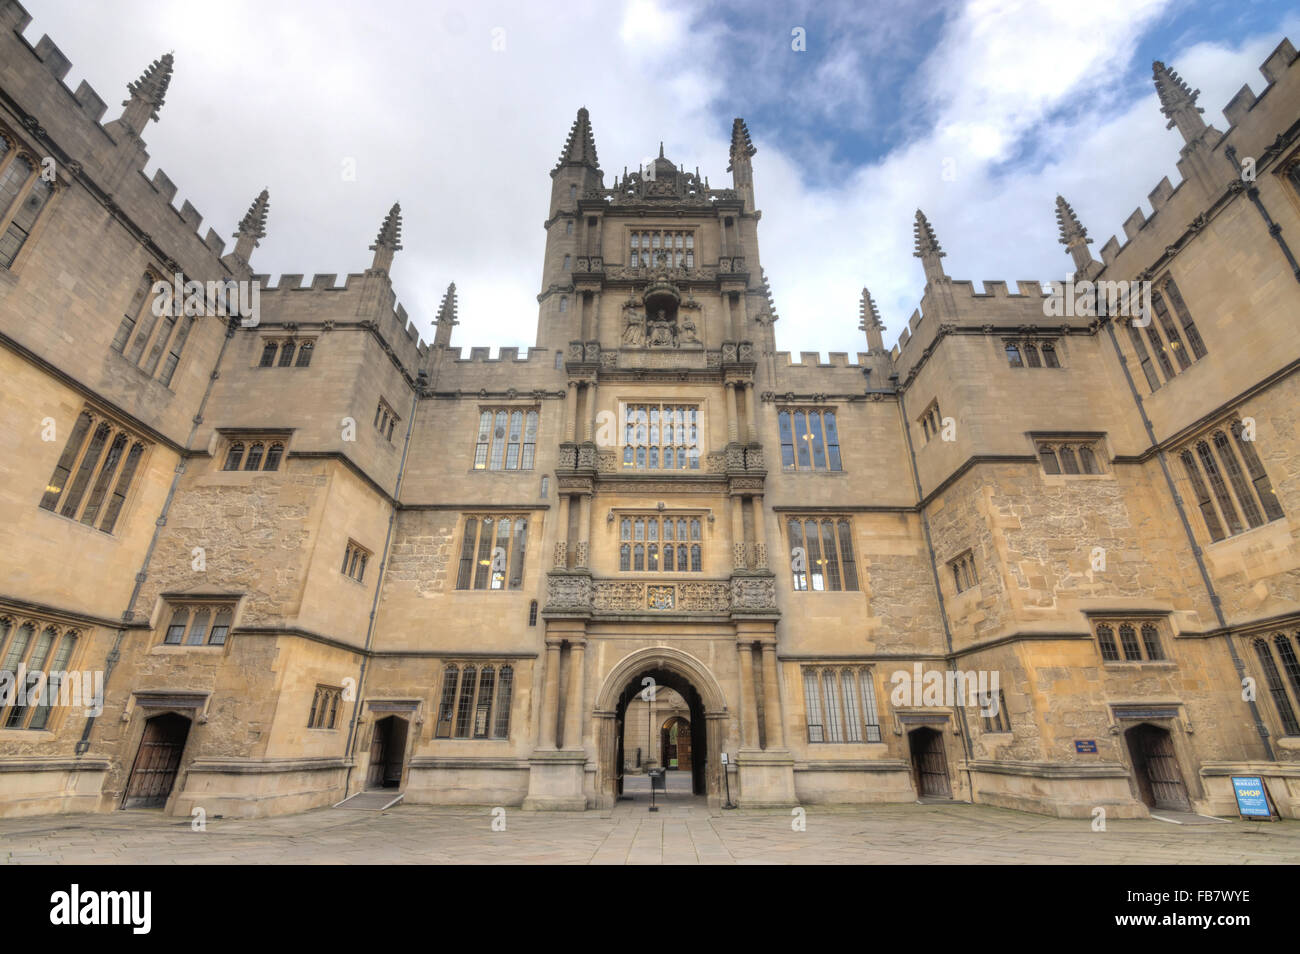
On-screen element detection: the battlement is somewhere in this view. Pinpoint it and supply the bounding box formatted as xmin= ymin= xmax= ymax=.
xmin=1 ymin=1 xmax=244 ymax=286
xmin=445 ymin=346 xmax=553 ymax=364
xmin=1097 ymin=37 xmax=1299 ymax=276
xmin=772 ymin=351 xmax=869 ymax=369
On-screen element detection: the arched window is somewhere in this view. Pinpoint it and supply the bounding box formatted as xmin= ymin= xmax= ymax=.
xmin=554 ymin=351 xmax=564 ymax=369
xmin=539 ymin=475 xmax=549 ymax=498
xmin=528 ymin=600 xmax=538 ymax=626
xmin=505 ymin=411 xmax=523 ymax=469
xmin=224 ymin=442 xmax=245 ymax=471
xmin=522 ymin=411 xmax=538 ymax=470
xmin=1038 ymin=444 xmax=1060 ymax=475
xmin=1213 ymin=430 xmax=1262 ymax=528
xmin=435 ymin=666 xmax=459 ymax=738
xmin=295 ymin=340 xmax=314 ymax=367
xmin=0 ymin=155 xmax=52 ymax=268
xmin=244 ymin=442 xmax=265 ymax=471
xmin=559 ymin=296 xmax=568 ymax=313
xmin=494 ymin=665 xmax=514 ymax=738
xmin=1058 ymin=446 xmax=1079 ymax=474
xmin=454 ymin=665 xmax=477 ymax=738
xmin=1140 ymin=623 xmax=1163 ymax=660
xmin=1023 ymin=343 xmax=1041 ymax=367
xmin=563 ymin=254 xmax=571 ymax=270
xmin=1182 ymin=449 xmax=1224 ymax=541
xmin=259 ymin=340 xmax=278 ymax=367
xmin=1117 ymin=624 xmax=1141 ymax=661
xmin=277 ymin=341 xmax=296 ymax=367
xmin=1196 ymin=439 xmax=1243 ymax=535
xmin=263 ymin=442 xmax=284 ymax=471
xmin=1078 ymin=445 xmax=1098 ymax=474
xmin=1041 ymin=342 xmax=1060 ymax=368
xmin=620 ymin=543 xmax=631 ymax=571
xmin=1096 ymin=624 xmax=1119 ymax=661
xmin=1005 ymin=343 xmax=1023 ymax=367
xmin=209 ymin=608 xmax=232 ymax=646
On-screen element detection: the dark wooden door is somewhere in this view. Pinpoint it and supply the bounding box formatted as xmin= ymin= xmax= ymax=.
xmin=677 ymin=720 xmax=692 ymax=772
xmin=910 ymin=728 xmax=951 ymax=797
xmin=123 ymin=713 xmax=190 ymax=809
xmin=367 ymin=719 xmax=389 ymax=789
xmin=383 ymin=718 xmax=407 ymax=787
xmin=1135 ymin=726 xmax=1190 ymax=810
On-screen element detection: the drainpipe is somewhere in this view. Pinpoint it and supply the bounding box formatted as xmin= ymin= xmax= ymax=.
xmin=894 ymin=378 xmax=977 ymax=799
xmin=1102 ymin=318 xmax=1273 ymax=760
xmin=342 ymin=370 xmax=424 ymax=793
xmin=76 ymin=316 xmax=239 ymax=756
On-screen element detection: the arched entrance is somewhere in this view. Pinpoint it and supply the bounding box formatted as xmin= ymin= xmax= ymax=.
xmin=367 ymin=715 xmax=409 ymax=789
xmin=123 ymin=712 xmax=191 ymax=809
xmin=908 ymin=726 xmax=951 ymax=798
xmin=1125 ymin=723 xmax=1190 ymax=810
xmin=594 ymin=647 xmax=727 ymax=808
xmin=661 ymin=716 xmax=692 ymax=772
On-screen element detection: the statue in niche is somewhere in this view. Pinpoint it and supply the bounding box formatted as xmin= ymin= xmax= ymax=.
xmin=678 ymin=312 xmax=700 ymax=344
xmin=621 ymin=300 xmax=644 ymax=347
xmin=648 ymin=308 xmax=675 ymax=347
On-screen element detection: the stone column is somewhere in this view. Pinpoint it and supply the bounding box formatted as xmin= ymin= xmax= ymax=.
xmin=731 ymin=494 xmax=747 ymax=570
xmin=564 ymin=379 xmax=579 ymax=442
xmin=737 ymin=640 xmax=760 ymax=748
xmin=744 ymin=383 xmax=759 ymax=444
xmin=724 ymin=381 xmax=739 ymax=443
xmin=750 ymin=493 xmax=767 ymax=569
xmin=577 ymin=494 xmax=591 ymax=568
xmin=561 ymin=638 xmax=587 ymax=751
xmin=553 ymin=494 xmax=570 ymax=568
xmin=733 ymin=291 xmax=748 ymax=339
xmin=584 ymin=380 xmax=598 ymax=442
xmin=539 ymin=638 xmax=563 ymax=749
xmin=760 ymin=641 xmax=786 ymax=749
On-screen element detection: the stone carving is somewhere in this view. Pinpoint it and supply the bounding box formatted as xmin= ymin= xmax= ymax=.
xmin=731 ymin=576 xmax=777 ymax=611
xmin=648 ymin=309 xmax=675 ymax=347
xmin=584 ymin=341 xmax=600 ymax=362
xmin=647 ymin=585 xmax=675 ymax=610
xmin=679 ymin=312 xmax=700 ymax=344
xmin=573 ymin=541 xmax=588 ymax=568
xmin=751 ymin=542 xmax=768 ymax=570
xmin=557 ymin=444 xmax=578 ymax=469
xmin=553 ymin=541 xmax=568 ymax=569
xmin=593 ymin=582 xmax=644 ymax=612
xmin=733 ymin=543 xmax=748 ymax=569
xmin=725 ymin=445 xmax=746 ymax=470
xmin=738 ymin=341 xmax=755 ymax=361
xmin=546 ymin=573 xmax=591 ymax=609
xmin=721 ymin=342 xmax=738 ymax=364
xmin=576 ymin=444 xmax=597 ymax=469
xmin=567 ymin=341 xmax=584 ymax=361
xmin=622 ymin=302 xmax=644 ymax=347
xmin=676 ymin=582 xmax=731 ymax=613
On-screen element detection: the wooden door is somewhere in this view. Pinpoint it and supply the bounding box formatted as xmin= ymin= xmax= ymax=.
xmin=367 ymin=719 xmax=389 ymax=789
xmin=910 ymin=728 xmax=951 ymax=797
xmin=677 ymin=720 xmax=692 ymax=772
xmin=123 ymin=713 xmax=190 ymax=809
xmin=383 ymin=718 xmax=407 ymax=787
xmin=1137 ymin=726 xmax=1190 ymax=810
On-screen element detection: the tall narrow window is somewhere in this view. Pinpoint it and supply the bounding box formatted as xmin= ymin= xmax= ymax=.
xmin=1145 ymin=321 xmax=1175 ymax=379
xmin=1162 ymin=279 xmax=1206 ymax=359
xmin=1231 ymin=422 xmax=1284 ymax=521
xmin=1151 ymin=290 xmax=1190 ymax=370
xmin=295 ymin=340 xmax=314 ymax=367
xmin=1213 ymin=431 xmax=1263 ymax=528
xmin=1182 ymin=450 xmax=1224 ymax=541
xmin=1005 ymin=343 xmax=1023 ymax=367
xmin=494 ymin=665 xmax=514 ymax=738
xmin=0 ymin=163 xmax=51 ymax=268
xmin=112 ymin=274 xmax=153 ymax=353
xmin=1127 ymin=322 xmax=1161 ymax=391
xmin=473 ymin=666 xmax=496 ymax=738
xmin=1023 ymin=343 xmax=1041 ymax=367
xmin=1041 ymin=343 xmax=1060 ymax=368
xmin=1038 ymin=444 xmax=1060 ymax=475
xmin=1096 ymin=624 xmax=1119 ymax=661
xmin=259 ymin=341 xmax=278 ymax=367
xmin=435 ymin=666 xmax=459 ymax=738
xmin=39 ymin=411 xmax=92 ymax=511
xmin=1255 ymin=638 xmax=1300 ymax=736
xmin=1118 ymin=624 xmax=1141 ymax=661
xmin=1196 ymin=439 xmax=1243 ymax=535
xmin=454 ymin=665 xmax=477 ymax=738
xmin=277 ymin=341 xmax=296 ymax=367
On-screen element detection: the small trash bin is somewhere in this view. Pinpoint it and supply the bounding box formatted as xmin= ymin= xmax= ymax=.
xmin=648 ymin=768 xmax=666 ymax=791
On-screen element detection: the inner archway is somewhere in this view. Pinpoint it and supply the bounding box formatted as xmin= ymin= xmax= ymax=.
xmin=596 ymin=646 xmax=727 ymax=808
xmin=614 ymin=670 xmax=707 ymax=798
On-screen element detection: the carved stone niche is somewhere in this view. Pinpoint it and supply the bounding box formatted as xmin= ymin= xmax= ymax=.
xmin=619 ymin=264 xmax=702 ymax=351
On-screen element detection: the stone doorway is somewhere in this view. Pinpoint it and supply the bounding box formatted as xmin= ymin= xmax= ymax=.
xmin=908 ymin=726 xmax=951 ymax=798
xmin=1125 ymin=723 xmax=1190 ymax=810
xmin=661 ymin=716 xmax=692 ymax=773
xmin=613 ymin=672 xmax=707 ymax=798
xmin=367 ymin=715 xmax=409 ymax=790
xmin=122 ymin=712 xmax=191 ymax=809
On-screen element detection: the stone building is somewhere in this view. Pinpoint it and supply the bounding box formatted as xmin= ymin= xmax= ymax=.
xmin=2 ymin=0 xmax=1299 ymax=819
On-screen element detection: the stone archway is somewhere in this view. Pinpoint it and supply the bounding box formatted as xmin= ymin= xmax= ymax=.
xmin=593 ymin=646 xmax=727 ymax=809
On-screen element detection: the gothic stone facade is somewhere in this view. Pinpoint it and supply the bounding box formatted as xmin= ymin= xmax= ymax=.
xmin=2 ymin=1 xmax=1300 ymax=819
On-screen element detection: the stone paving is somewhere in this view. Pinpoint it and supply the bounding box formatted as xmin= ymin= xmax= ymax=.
xmin=1 ymin=790 xmax=1297 ymax=864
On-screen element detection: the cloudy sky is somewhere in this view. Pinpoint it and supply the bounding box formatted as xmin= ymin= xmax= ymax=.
xmin=21 ymin=0 xmax=1299 ymax=357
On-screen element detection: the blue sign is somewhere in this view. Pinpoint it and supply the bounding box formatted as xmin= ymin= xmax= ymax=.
xmin=1231 ymin=776 xmax=1271 ymax=817
xmin=1074 ymin=740 xmax=1097 ymax=753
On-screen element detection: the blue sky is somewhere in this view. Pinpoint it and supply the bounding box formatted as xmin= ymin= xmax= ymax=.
xmin=19 ymin=0 xmax=1300 ymax=358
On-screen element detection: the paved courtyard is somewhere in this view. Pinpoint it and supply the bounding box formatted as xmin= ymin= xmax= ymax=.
xmin=2 ymin=773 xmax=1298 ymax=864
